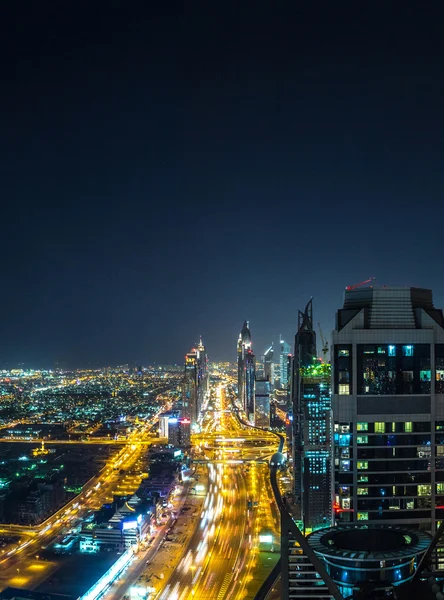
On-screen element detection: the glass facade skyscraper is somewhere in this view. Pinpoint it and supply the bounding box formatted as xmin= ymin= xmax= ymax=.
xmin=263 ymin=344 xmax=274 ymax=385
xmin=237 ymin=321 xmax=256 ymax=423
xmin=332 ymin=287 xmax=444 ymax=544
xmin=291 ymin=300 xmax=332 ymax=533
xmin=280 ymin=338 xmax=291 ymax=389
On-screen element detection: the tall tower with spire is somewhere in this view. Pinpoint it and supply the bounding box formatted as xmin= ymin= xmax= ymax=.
xmin=291 ymin=299 xmax=332 ymax=532
xmin=237 ymin=321 xmax=256 ymax=423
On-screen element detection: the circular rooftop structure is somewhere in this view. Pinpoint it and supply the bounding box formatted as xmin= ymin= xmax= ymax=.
xmin=269 ymin=452 xmax=286 ymax=467
xmin=331 ymin=527 xmax=410 ymax=553
xmin=307 ymin=525 xmax=431 ymax=590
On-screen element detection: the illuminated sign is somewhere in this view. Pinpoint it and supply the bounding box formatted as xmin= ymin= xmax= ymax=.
xmin=80 ymin=548 xmax=133 ymax=600
xmin=122 ymin=520 xmax=138 ymax=530
xmin=174 ymin=450 xmax=182 ymax=457
xmin=180 ymin=418 xmax=191 ymax=424
xmin=168 ymin=418 xmax=178 ymax=424
xmin=259 ymin=534 xmax=273 ymax=543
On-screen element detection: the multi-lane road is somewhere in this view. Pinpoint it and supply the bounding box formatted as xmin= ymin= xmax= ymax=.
xmin=152 ymin=383 xmax=281 ymax=600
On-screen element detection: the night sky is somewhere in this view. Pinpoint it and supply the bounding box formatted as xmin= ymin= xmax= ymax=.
xmin=2 ymin=4 xmax=444 ymax=367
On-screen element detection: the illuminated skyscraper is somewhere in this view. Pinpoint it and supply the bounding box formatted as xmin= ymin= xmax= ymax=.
xmin=263 ymin=344 xmax=274 ymax=385
xmin=332 ymin=287 xmax=444 ymax=545
xmin=237 ymin=321 xmax=256 ymax=423
xmin=291 ymin=299 xmax=332 ymax=532
xmin=182 ymin=337 xmax=208 ymax=428
xmin=255 ymin=379 xmax=271 ymax=428
xmin=280 ymin=338 xmax=291 ymax=389
xmin=183 ymin=350 xmax=198 ymax=424
xmin=196 ymin=337 xmax=208 ymax=415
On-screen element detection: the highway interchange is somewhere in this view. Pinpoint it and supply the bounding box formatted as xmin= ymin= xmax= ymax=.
xmin=0 ymin=379 xmax=282 ymax=600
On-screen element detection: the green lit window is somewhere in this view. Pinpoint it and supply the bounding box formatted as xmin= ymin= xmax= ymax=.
xmin=404 ymin=422 xmax=413 ymax=433
xmin=391 ymin=422 xmax=396 ymax=433
xmin=357 ymin=422 xmax=368 ymax=432
xmin=403 ymin=345 xmax=414 ymax=357
xmin=339 ymin=384 xmax=350 ymax=395
xmin=357 ymin=435 xmax=368 ymax=444
xmin=357 ymin=512 xmax=368 ymax=521
xmin=374 ymin=422 xmax=385 ymax=433
xmin=418 ymin=485 xmax=431 ymax=497
xmin=437 ymin=483 xmax=444 ymax=494
xmin=358 ymin=475 xmax=368 ymax=483
xmin=357 ymin=461 xmax=368 ymax=470
xmin=357 ymin=487 xmax=368 ymax=495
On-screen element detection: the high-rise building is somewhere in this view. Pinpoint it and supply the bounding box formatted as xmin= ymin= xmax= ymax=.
xmin=183 ymin=350 xmax=198 ymax=424
xmin=280 ymin=338 xmax=291 ymax=389
xmin=291 ymin=299 xmax=332 ymax=533
xmin=332 ymin=286 xmax=444 ymax=541
xmin=263 ymin=344 xmax=274 ymax=385
xmin=255 ymin=379 xmax=271 ymax=428
xmin=237 ymin=321 xmax=256 ymax=423
xmin=196 ymin=337 xmax=208 ymax=415
xmin=182 ymin=337 xmax=208 ymax=428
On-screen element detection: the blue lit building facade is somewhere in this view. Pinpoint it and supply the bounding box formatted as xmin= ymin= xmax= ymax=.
xmin=292 ymin=300 xmax=333 ymax=533
xmin=332 ymin=287 xmax=444 ymax=546
xmin=280 ymin=338 xmax=291 ymax=389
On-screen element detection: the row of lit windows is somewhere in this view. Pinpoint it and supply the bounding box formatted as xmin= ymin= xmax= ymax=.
xmin=338 ymin=345 xmax=415 ymax=358
xmin=357 ymin=422 xmax=413 ymax=433
xmin=356 ymin=484 xmax=432 ymax=496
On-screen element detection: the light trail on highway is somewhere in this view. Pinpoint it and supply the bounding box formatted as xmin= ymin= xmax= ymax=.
xmin=152 ymin=382 xmax=281 ymax=600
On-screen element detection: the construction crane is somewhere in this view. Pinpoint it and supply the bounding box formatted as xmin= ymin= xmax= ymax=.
xmin=345 ymin=277 xmax=376 ymax=291
xmin=318 ymin=322 xmax=329 ymax=363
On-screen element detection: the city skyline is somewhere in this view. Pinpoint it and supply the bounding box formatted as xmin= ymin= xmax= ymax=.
xmin=2 ymin=4 xmax=444 ymax=366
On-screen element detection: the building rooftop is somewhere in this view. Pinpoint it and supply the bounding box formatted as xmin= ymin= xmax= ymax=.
xmin=308 ymin=524 xmax=432 ymax=562
xmin=337 ymin=286 xmax=444 ymax=331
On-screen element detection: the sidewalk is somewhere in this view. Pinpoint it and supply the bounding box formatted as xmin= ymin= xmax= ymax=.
xmin=107 ymin=475 xmax=201 ymax=600
xmin=148 ymin=468 xmax=209 ymax=598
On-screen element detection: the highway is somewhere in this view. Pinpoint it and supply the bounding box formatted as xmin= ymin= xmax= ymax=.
xmin=0 ymin=378 xmax=282 ymax=599
xmin=152 ymin=382 xmax=281 ymax=600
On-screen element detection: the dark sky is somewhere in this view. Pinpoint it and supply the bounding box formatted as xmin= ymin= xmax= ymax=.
xmin=1 ymin=3 xmax=444 ymax=367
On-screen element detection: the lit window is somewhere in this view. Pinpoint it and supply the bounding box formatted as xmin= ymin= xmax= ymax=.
xmin=357 ymin=461 xmax=368 ymax=470
xmin=403 ymin=345 xmax=414 ymax=357
xmin=357 ymin=436 xmax=368 ymax=444
xmin=341 ymin=497 xmax=351 ymax=509
xmin=391 ymin=423 xmax=396 ymax=433
xmin=437 ymin=484 xmax=444 ymax=494
xmin=358 ymin=475 xmax=368 ymax=483
xmin=388 ymin=345 xmax=396 ymax=357
xmin=357 ymin=487 xmax=368 ymax=495
xmin=338 ymin=434 xmax=351 ymax=447
xmin=418 ymin=485 xmax=431 ymax=497
xmin=338 ymin=348 xmax=350 ymax=357
xmin=406 ymin=501 xmax=414 ymax=509
xmin=377 ymin=347 xmax=386 ymax=354
xmin=339 ymin=384 xmax=350 ymax=395
xmin=374 ymin=422 xmax=385 ymax=433
xmin=437 ymin=446 xmax=444 ymax=456
xmin=357 ymin=422 xmax=368 ymax=432
xmin=357 ymin=512 xmax=368 ymax=521
xmin=404 ymin=422 xmax=413 ymax=433
xmin=340 ymin=460 xmax=350 ymax=472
